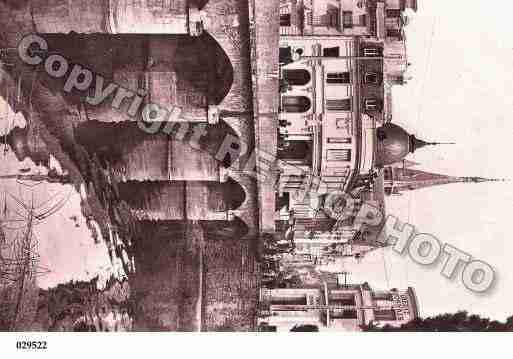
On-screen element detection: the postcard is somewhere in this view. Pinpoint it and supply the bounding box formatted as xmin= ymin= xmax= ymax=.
xmin=0 ymin=1 xmax=511 ymax=347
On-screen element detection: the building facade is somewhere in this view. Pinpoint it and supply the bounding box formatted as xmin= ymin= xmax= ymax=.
xmin=275 ymin=0 xmax=419 ymax=263
xmin=258 ymin=283 xmax=419 ymax=331
xmin=279 ymin=0 xmax=417 ymax=38
xmin=278 ymin=36 xmax=382 ymax=196
xmin=0 ymin=0 xmax=268 ymax=331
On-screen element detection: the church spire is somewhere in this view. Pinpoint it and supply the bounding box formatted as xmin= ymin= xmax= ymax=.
xmin=460 ymin=177 xmax=509 ymax=184
xmin=383 ymin=167 xmax=507 ymax=196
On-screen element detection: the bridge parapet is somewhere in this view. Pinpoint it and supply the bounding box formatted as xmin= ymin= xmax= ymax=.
xmin=27 ymin=0 xmax=201 ymax=36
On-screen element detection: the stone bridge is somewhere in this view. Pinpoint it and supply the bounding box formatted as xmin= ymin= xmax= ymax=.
xmin=0 ymin=0 xmax=269 ymax=330
xmin=0 ymin=0 xmax=259 ymax=239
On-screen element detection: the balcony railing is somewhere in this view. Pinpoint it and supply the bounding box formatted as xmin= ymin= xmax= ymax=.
xmin=280 ymin=25 xmax=304 ymax=36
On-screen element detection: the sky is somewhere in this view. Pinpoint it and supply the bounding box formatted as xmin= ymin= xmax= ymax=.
xmin=337 ymin=0 xmax=513 ymax=321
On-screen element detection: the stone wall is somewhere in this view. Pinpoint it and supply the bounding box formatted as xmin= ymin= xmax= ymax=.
xmin=203 ymin=239 xmax=259 ymax=331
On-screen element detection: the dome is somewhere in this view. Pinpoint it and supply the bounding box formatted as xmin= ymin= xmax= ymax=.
xmin=376 ymin=123 xmax=432 ymax=166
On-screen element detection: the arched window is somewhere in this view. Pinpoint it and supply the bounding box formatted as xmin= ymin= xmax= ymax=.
xmin=283 ymin=69 xmax=311 ymax=86
xmin=282 ymin=96 xmax=312 ymax=113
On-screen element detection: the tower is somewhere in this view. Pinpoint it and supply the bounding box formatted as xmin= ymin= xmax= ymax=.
xmin=383 ymin=167 xmax=505 ymax=196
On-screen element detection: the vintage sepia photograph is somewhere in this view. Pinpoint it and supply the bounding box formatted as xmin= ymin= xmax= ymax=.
xmin=0 ymin=0 xmax=512 ymax=351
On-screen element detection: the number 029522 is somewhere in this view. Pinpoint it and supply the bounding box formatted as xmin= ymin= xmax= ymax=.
xmin=16 ymin=341 xmax=47 ymax=350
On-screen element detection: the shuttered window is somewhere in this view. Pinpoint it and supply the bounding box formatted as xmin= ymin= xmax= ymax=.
xmin=364 ymin=72 xmax=380 ymax=84
xmin=326 ymin=98 xmax=352 ymax=111
xmin=327 ymin=138 xmax=352 ymax=144
xmin=342 ymin=11 xmax=353 ymax=28
xmin=364 ymin=98 xmax=381 ymax=111
xmin=362 ymin=47 xmax=382 ymax=57
xmin=327 ymin=72 xmax=351 ymax=84
xmin=327 ymin=149 xmax=352 ymax=162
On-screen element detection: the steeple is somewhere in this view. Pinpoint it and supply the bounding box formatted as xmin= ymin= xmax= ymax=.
xmin=460 ymin=177 xmax=508 ymax=184
xmin=383 ymin=167 xmax=506 ymax=196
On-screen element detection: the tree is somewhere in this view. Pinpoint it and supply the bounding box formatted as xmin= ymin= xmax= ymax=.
xmin=363 ymin=311 xmax=513 ymax=332
xmin=290 ymin=324 xmax=319 ymax=332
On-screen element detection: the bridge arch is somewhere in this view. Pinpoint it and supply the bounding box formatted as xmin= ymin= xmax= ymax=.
xmin=172 ymin=32 xmax=234 ymax=107
xmin=221 ymin=177 xmax=246 ymax=211
xmin=200 ymin=0 xmax=254 ymax=115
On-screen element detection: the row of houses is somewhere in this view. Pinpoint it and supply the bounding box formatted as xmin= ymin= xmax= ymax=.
xmin=259 ymin=284 xmax=419 ymax=331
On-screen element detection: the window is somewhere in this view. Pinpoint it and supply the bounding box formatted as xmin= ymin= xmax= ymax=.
xmin=323 ymin=46 xmax=340 ymax=57
xmin=280 ymin=13 xmax=292 ymax=27
xmin=279 ymin=47 xmax=293 ymax=65
xmin=386 ymin=9 xmax=401 ymax=18
xmin=362 ymin=47 xmax=382 ymax=57
xmin=330 ymin=293 xmax=356 ymax=306
xmin=327 ymin=7 xmax=340 ymax=27
xmin=282 ymin=96 xmax=312 ymax=113
xmin=328 ymin=138 xmax=352 ymax=144
xmin=387 ymin=29 xmax=402 ymax=39
xmin=374 ymin=292 xmax=393 ymax=301
xmin=326 ymin=98 xmax=352 ymax=111
xmin=364 ymin=98 xmax=381 ymax=111
xmin=374 ymin=310 xmax=397 ymax=321
xmin=383 ymin=167 xmax=393 ymax=181
xmin=331 ymin=309 xmax=358 ymax=319
xmin=271 ymin=295 xmax=307 ymax=306
xmin=358 ymin=14 xmax=367 ymax=26
xmin=313 ymin=7 xmax=339 ymax=27
xmin=147 ymin=0 xmax=164 ymax=9
xmin=283 ymin=69 xmax=311 ymax=86
xmin=342 ymin=11 xmax=353 ymax=28
xmin=327 ymin=72 xmax=351 ymax=84
xmin=327 ymin=149 xmax=351 ymax=162
xmin=342 ymin=310 xmax=358 ymax=319
xmin=364 ymin=72 xmax=380 ymax=84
